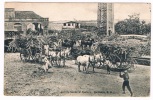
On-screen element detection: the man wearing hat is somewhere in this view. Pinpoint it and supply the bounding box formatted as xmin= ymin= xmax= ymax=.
xmin=119 ymin=70 xmax=133 ymax=96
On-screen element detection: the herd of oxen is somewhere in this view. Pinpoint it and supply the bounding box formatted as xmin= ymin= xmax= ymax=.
xmin=41 ymin=38 xmax=112 ymax=74
xmin=5 ymin=37 xmax=128 ymax=74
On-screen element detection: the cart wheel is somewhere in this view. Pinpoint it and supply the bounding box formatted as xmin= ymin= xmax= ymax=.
xmin=34 ymin=53 xmax=41 ymax=62
xmin=20 ymin=53 xmax=29 ymax=61
xmin=51 ymin=57 xmax=57 ymax=66
xmin=7 ymin=46 xmax=15 ymax=53
xmin=13 ymin=47 xmax=17 ymax=53
xmin=108 ymin=54 xmax=121 ymax=68
xmin=30 ymin=55 xmax=35 ymax=61
xmin=57 ymin=58 xmax=61 ymax=67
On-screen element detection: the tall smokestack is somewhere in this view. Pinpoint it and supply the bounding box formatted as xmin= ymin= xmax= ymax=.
xmin=97 ymin=3 xmax=114 ymax=36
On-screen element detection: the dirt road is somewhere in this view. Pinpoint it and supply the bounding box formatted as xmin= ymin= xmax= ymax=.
xmin=4 ymin=53 xmax=150 ymax=97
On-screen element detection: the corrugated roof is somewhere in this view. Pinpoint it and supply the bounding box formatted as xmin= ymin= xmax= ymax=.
xmin=63 ymin=21 xmax=79 ymax=24
xmin=15 ymin=11 xmax=43 ymax=19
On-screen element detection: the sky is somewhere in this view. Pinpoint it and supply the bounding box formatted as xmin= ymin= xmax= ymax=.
xmin=5 ymin=2 xmax=151 ymax=22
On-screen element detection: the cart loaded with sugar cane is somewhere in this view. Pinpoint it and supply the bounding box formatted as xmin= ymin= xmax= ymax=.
xmin=18 ymin=36 xmax=48 ymax=62
xmin=98 ymin=41 xmax=139 ymax=72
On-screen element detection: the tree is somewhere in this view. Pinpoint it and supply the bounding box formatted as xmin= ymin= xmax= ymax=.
xmin=145 ymin=23 xmax=151 ymax=34
xmin=26 ymin=28 xmax=33 ymax=35
xmin=115 ymin=21 xmax=127 ymax=34
xmin=115 ymin=13 xmax=150 ymax=35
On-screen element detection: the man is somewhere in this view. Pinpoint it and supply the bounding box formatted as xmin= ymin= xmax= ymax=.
xmin=119 ymin=70 xmax=133 ymax=96
xmin=106 ymin=64 xmax=111 ymax=74
xmin=108 ymin=27 xmax=112 ymax=36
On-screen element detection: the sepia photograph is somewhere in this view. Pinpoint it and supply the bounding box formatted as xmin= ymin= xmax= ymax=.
xmin=4 ymin=2 xmax=151 ymax=97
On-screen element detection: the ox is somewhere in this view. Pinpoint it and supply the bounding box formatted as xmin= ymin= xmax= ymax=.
xmin=76 ymin=53 xmax=103 ymax=73
xmin=62 ymin=39 xmax=76 ymax=48
xmin=80 ymin=38 xmax=94 ymax=49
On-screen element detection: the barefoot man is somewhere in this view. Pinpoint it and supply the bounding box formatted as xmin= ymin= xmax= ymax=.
xmin=119 ymin=70 xmax=133 ymax=96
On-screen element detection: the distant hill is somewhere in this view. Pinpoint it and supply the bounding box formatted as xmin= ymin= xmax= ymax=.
xmin=78 ymin=20 xmax=97 ymax=27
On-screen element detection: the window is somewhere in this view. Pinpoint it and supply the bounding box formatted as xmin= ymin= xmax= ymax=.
xmin=68 ymin=23 xmax=70 ymax=26
xmin=64 ymin=23 xmax=66 ymax=26
xmin=14 ymin=23 xmax=22 ymax=31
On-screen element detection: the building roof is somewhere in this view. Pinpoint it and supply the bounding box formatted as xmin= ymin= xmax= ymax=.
xmin=63 ymin=21 xmax=79 ymax=24
xmin=50 ymin=21 xmax=80 ymax=24
xmin=15 ymin=11 xmax=43 ymax=19
xmin=5 ymin=8 xmax=15 ymax=12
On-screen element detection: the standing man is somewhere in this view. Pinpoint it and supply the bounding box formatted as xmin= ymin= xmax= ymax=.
xmin=119 ymin=70 xmax=133 ymax=96
xmin=108 ymin=27 xmax=112 ymax=36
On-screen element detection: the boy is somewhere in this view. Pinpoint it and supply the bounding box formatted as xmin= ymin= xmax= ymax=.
xmin=119 ymin=70 xmax=133 ymax=96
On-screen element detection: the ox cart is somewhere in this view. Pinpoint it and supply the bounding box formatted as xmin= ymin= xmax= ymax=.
xmin=19 ymin=37 xmax=45 ymax=62
xmin=99 ymin=42 xmax=138 ymax=72
xmin=20 ymin=46 xmax=42 ymax=62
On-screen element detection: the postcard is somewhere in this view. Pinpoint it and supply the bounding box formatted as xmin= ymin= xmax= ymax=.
xmin=4 ymin=2 xmax=151 ymax=97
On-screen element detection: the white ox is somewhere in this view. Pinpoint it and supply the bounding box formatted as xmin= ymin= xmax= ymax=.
xmin=44 ymin=44 xmax=71 ymax=66
xmin=48 ymin=51 xmax=62 ymax=66
xmin=76 ymin=53 xmax=103 ymax=73
xmin=60 ymin=48 xmax=71 ymax=58
xmin=44 ymin=44 xmax=71 ymax=58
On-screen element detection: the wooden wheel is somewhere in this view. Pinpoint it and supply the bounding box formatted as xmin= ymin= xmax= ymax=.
xmin=20 ymin=49 xmax=30 ymax=61
xmin=35 ymin=53 xmax=41 ymax=62
xmin=20 ymin=52 xmax=29 ymax=61
xmin=108 ymin=54 xmax=121 ymax=68
xmin=31 ymin=53 xmax=41 ymax=62
xmin=7 ymin=46 xmax=16 ymax=53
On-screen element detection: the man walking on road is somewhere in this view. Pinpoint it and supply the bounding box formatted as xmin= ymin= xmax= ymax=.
xmin=119 ymin=70 xmax=133 ymax=96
